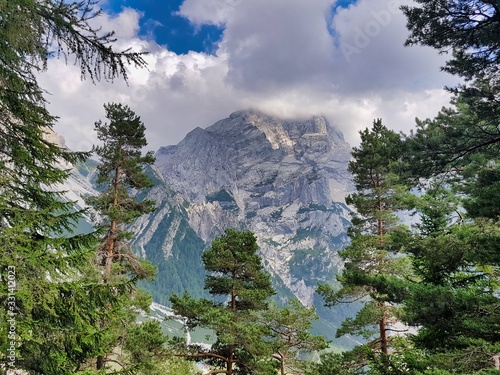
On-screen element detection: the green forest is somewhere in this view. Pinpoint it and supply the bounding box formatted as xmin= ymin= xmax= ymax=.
xmin=0 ymin=0 xmax=499 ymax=374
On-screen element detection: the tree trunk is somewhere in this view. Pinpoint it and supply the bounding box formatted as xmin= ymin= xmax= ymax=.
xmin=103 ymin=164 xmax=121 ymax=282
xmin=379 ymin=309 xmax=388 ymax=355
xmin=376 ymin=174 xmax=384 ymax=239
xmin=227 ymin=347 xmax=233 ymax=375
xmin=96 ymin=355 xmax=105 ymax=370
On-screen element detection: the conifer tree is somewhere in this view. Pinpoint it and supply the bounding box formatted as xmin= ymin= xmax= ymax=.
xmin=402 ymin=0 xmax=499 ymax=81
xmin=0 ymin=0 xmax=146 ymax=372
xmin=399 ymin=5 xmax=500 ymax=368
xmin=84 ymin=102 xmax=163 ymax=372
xmin=394 ymin=184 xmax=500 ymax=374
xmin=87 ymin=102 xmax=156 ymax=283
xmin=401 ymin=0 xmax=500 ymax=178
xmin=259 ymin=299 xmax=328 ymax=375
xmin=318 ymin=120 xmax=411 ymax=369
xmin=171 ymin=229 xmax=276 ymax=375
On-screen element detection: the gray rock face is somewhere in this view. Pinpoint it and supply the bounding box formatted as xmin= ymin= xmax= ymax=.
xmin=151 ymin=110 xmax=353 ymax=305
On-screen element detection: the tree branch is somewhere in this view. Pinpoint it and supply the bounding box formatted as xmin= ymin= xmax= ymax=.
xmin=174 ymin=352 xmax=229 ymax=363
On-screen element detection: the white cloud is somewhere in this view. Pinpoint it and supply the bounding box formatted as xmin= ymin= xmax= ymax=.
xmin=93 ymin=6 xmax=142 ymax=38
xmin=220 ymin=0 xmax=335 ymax=91
xmin=177 ymin=0 xmax=240 ymax=26
xmin=37 ymin=0 xmax=458 ymax=153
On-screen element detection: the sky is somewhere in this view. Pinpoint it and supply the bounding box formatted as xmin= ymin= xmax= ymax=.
xmin=38 ymin=0 xmax=459 ymax=152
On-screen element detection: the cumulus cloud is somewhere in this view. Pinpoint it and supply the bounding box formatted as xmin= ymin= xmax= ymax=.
xmin=220 ymin=0 xmax=335 ymax=91
xmin=38 ymin=0 xmax=458 ymax=153
xmin=330 ymin=0 xmax=453 ymax=94
xmin=177 ymin=0 xmax=241 ymax=26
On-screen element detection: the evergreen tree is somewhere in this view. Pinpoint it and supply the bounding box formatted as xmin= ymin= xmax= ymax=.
xmin=87 ymin=102 xmax=156 ymax=283
xmin=402 ymin=0 xmax=499 ymax=81
xmin=318 ymin=120 xmax=411 ymax=369
xmin=398 ymin=7 xmax=500 ymax=365
xmin=396 ymin=184 xmax=500 ymax=374
xmin=259 ymin=299 xmax=328 ymax=375
xmin=171 ymin=229 xmax=276 ymax=375
xmin=0 ymin=0 xmax=146 ymax=372
xmin=462 ymin=162 xmax=500 ymax=219
xmin=84 ymin=102 xmax=163 ymax=372
xmin=402 ymin=79 xmax=500 ymax=179
xmin=401 ymin=0 xmax=500 ymax=177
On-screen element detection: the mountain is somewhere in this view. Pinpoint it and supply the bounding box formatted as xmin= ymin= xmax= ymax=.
xmin=65 ymin=109 xmax=356 ymax=344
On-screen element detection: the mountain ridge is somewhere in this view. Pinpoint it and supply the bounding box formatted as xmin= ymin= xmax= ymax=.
xmin=136 ymin=110 xmax=353 ymax=307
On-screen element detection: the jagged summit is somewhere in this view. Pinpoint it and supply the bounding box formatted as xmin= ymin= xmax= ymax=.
xmin=158 ymin=110 xmax=346 ymax=154
xmin=156 ymin=110 xmax=351 ymax=204
xmin=140 ymin=110 xmax=353 ymax=308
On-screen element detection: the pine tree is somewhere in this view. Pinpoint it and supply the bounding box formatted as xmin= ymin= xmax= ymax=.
xmin=87 ymin=102 xmax=156 ymax=284
xmin=318 ymin=120 xmax=411 ymax=369
xmin=402 ymin=0 xmax=499 ymax=81
xmin=401 ymin=0 xmax=500 ymax=178
xmin=396 ymin=184 xmax=500 ymax=374
xmin=402 ymin=79 xmax=500 ymax=179
xmin=0 ymin=0 xmax=147 ymax=372
xmin=84 ymin=102 xmax=163 ymax=372
xmin=396 ymin=15 xmax=500 ymax=365
xmin=171 ymin=229 xmax=276 ymax=375
xmin=399 ymin=6 xmax=500 ymax=369
xmin=259 ymin=299 xmax=328 ymax=375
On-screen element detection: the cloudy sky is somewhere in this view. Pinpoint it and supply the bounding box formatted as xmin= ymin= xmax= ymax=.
xmin=38 ymin=0 xmax=458 ymax=152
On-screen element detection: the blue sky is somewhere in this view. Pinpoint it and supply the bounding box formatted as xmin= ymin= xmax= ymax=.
xmin=41 ymin=0 xmax=457 ymax=152
xmin=103 ymin=0 xmax=224 ymax=54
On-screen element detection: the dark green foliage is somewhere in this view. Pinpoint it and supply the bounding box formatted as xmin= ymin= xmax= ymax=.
xmin=141 ymin=210 xmax=207 ymax=304
xmin=171 ymin=229 xmax=276 ymax=374
xmin=202 ymin=229 xmax=275 ymax=311
xmin=346 ymin=119 xmax=406 ymax=235
xmin=0 ymin=0 xmax=146 ymax=84
xmin=260 ymin=299 xmax=328 ymax=374
xmin=122 ymin=320 xmax=167 ymax=370
xmin=132 ymin=173 xmax=208 ymax=305
xmin=401 ymin=0 xmax=500 ymax=179
xmin=401 ymin=79 xmax=500 ymax=179
xmin=316 ymin=120 xmax=418 ymax=375
xmin=398 ymin=6 xmax=500 ymax=371
xmin=305 ymin=347 xmax=371 ymax=375
xmin=83 ymin=102 xmax=170 ymax=372
xmin=402 ymin=0 xmax=499 ymax=80
xmin=0 ymin=0 xmax=147 ymax=372
xmin=318 ymin=120 xmax=411 ymax=366
xmin=313 ymin=2 xmax=500 ymax=372
xmin=400 ymin=169 xmax=500 ymax=363
xmin=462 ymin=164 xmax=500 ymax=219
xmin=400 ymin=189 xmax=500 ymax=338
xmin=387 ymin=181 xmax=500 ymax=374
xmin=90 ymin=102 xmax=156 ymax=222
xmin=86 ymin=102 xmax=156 ymax=283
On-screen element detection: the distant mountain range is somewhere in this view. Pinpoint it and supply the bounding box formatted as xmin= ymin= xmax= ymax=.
xmin=66 ymin=110 xmax=358 ymax=345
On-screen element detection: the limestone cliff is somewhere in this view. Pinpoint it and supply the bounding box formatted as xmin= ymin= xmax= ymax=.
xmin=136 ymin=110 xmax=353 ymax=306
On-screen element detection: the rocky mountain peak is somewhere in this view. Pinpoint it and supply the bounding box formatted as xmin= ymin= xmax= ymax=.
xmin=140 ymin=110 xmax=353 ymax=307
xmin=155 ymin=110 xmax=350 ymax=204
